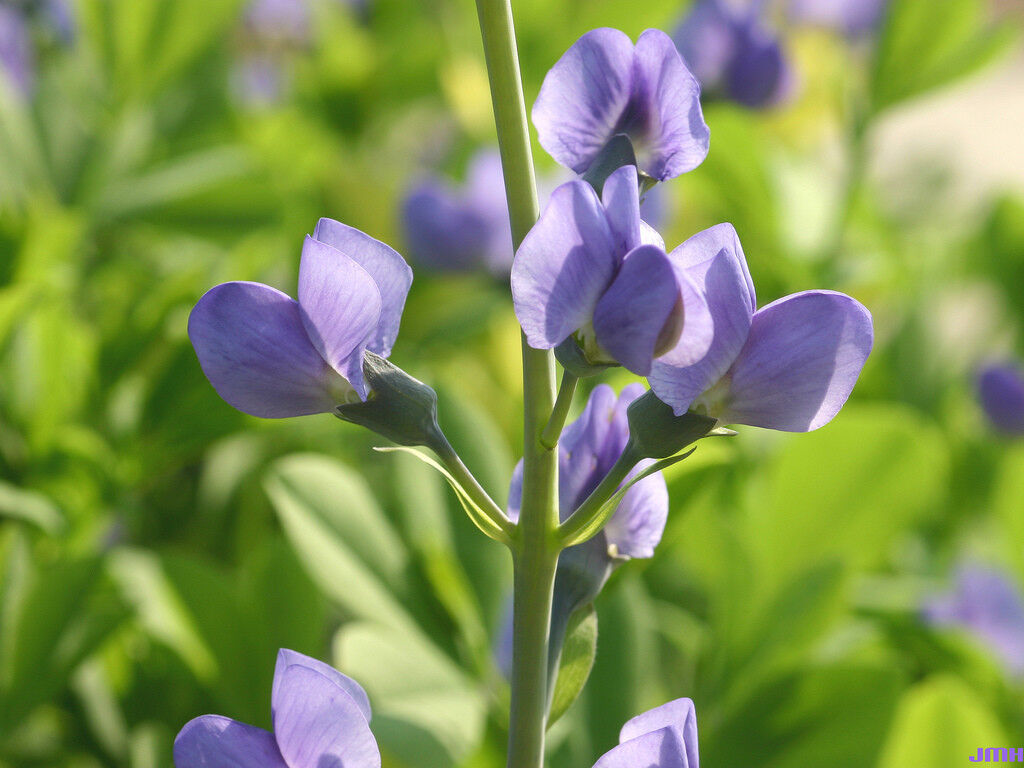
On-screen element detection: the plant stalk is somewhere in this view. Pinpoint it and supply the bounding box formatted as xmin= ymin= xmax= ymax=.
xmin=472 ymin=0 xmax=560 ymax=765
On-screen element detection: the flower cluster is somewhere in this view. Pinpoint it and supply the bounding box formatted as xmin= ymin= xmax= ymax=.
xmin=175 ymin=649 xmax=701 ymax=768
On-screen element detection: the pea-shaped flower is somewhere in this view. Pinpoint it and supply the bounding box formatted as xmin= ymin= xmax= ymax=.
xmin=512 ymin=165 xmax=712 ymax=376
xmin=648 ymin=223 xmax=873 ymax=431
xmin=174 ymin=649 xmax=380 ymax=768
xmin=595 ymin=698 xmax=700 ymax=768
xmin=977 ymin=362 xmax=1024 ymax=435
xmin=673 ymin=0 xmax=793 ymax=109
xmin=532 ymin=27 xmax=710 ymax=182
xmin=189 ymin=218 xmax=413 ymax=417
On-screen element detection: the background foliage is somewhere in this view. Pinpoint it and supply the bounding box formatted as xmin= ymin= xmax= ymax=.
xmin=1 ymin=0 xmax=1023 ymax=766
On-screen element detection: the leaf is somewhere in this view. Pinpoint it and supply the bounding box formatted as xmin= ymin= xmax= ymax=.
xmin=548 ymin=605 xmax=598 ymax=727
xmin=0 ymin=481 xmax=65 ymax=534
xmin=877 ymin=676 xmax=1007 ymax=768
xmin=870 ymin=0 xmax=1017 ymax=113
xmin=334 ymin=622 xmax=486 ymax=768
xmin=264 ymin=455 xmax=418 ymax=632
xmin=375 ymin=446 xmax=512 ymax=544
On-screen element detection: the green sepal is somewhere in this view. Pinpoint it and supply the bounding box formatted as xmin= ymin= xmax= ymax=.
xmin=547 ymin=602 xmax=598 ymax=728
xmin=626 ymin=389 xmax=720 ymax=459
xmin=335 ymin=352 xmax=443 ymax=448
xmin=554 ymin=338 xmax=615 ymax=379
xmin=581 ymin=133 xmax=639 ymax=193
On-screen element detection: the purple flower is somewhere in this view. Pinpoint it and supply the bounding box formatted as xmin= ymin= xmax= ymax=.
xmin=673 ymin=0 xmax=794 ymax=109
xmin=978 ymin=363 xmax=1024 ymax=435
xmin=174 ymin=649 xmax=380 ymax=768
xmin=188 ymin=218 xmax=413 ymax=417
xmin=788 ymin=0 xmax=888 ymax=38
xmin=648 ymin=223 xmax=873 ymax=431
xmin=512 ymin=165 xmax=712 ymax=376
xmin=532 ymin=28 xmax=710 ymax=182
xmin=923 ymin=564 xmax=1024 ymax=676
xmin=594 ymin=698 xmax=699 ymax=768
xmin=244 ymin=0 xmax=312 ymax=46
xmin=508 ymin=384 xmax=669 ymax=558
xmin=0 ymin=6 xmax=32 ymax=96
xmin=401 ymin=150 xmax=513 ymax=275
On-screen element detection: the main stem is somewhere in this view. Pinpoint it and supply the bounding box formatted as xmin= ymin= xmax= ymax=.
xmin=472 ymin=0 xmax=559 ymax=766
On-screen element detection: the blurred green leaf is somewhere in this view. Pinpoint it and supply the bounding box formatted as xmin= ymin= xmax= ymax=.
xmin=870 ymin=0 xmax=1017 ymax=113
xmin=0 ymin=481 xmax=65 ymax=534
xmin=877 ymin=676 xmax=1007 ymax=767
xmin=334 ymin=621 xmax=486 ymax=768
xmin=549 ymin=604 xmax=597 ymax=728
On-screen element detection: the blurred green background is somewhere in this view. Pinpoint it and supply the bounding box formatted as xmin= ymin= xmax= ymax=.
xmin=2 ymin=0 xmax=1024 ymax=766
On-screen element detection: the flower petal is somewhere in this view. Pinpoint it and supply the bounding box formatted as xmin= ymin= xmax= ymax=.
xmin=532 ymin=28 xmax=636 ymax=175
xmin=465 ymin=150 xmax=515 ymax=273
xmin=632 ymin=29 xmax=709 ymax=181
xmin=603 ymin=459 xmax=668 ymax=559
xmin=602 ymin=165 xmax=642 ymax=254
xmin=672 ymin=0 xmax=737 ymax=92
xmin=559 ymin=384 xmax=619 ymax=513
xmin=272 ymin=664 xmax=381 ymax=768
xmin=649 ymin=223 xmax=755 ymax=415
xmin=273 ymin=649 xmax=371 ymax=724
xmin=511 ymin=180 xmax=618 ymax=348
xmin=719 ymin=290 xmax=873 ymax=431
xmin=188 ymin=282 xmax=343 ymax=418
xmin=619 ymin=698 xmax=698 ymax=768
xmin=594 ymin=726 xmax=691 ymax=768
xmin=297 ymin=236 xmax=383 ymax=400
xmin=506 ymin=459 xmax=524 ymax=522
xmin=978 ymin=363 xmax=1024 ymax=435
xmin=593 ymin=244 xmax=681 ymax=376
xmin=174 ymin=715 xmax=288 ymax=768
xmin=313 ymin=218 xmax=412 ymax=357
xmin=725 ymin=26 xmax=793 ymax=109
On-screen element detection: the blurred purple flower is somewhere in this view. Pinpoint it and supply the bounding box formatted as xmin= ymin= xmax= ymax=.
xmin=978 ymin=363 xmax=1024 ymax=436
xmin=673 ymin=0 xmax=794 ymax=109
xmin=233 ymin=54 xmax=288 ymax=106
xmin=0 ymin=5 xmax=32 ymax=95
xmin=175 ymin=649 xmax=379 ymax=768
xmin=244 ymin=0 xmax=312 ymax=46
xmin=188 ymin=218 xmax=413 ymax=417
xmin=649 ymin=223 xmax=873 ymax=431
xmin=532 ymin=27 xmax=709 ymax=182
xmin=788 ymin=0 xmax=888 ymax=38
xmin=595 ymin=698 xmax=700 ymax=768
xmin=924 ymin=564 xmax=1024 ymax=676
xmin=402 ymin=150 xmax=513 ymax=275
xmin=512 ymin=165 xmax=712 ymax=375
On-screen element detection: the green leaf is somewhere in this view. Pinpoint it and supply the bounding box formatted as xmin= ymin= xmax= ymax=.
xmin=877 ymin=676 xmax=1007 ymax=768
xmin=0 ymin=482 xmax=65 ymax=535
xmin=870 ymin=0 xmax=1017 ymax=113
xmin=548 ymin=605 xmax=598 ymax=727
xmin=264 ymin=455 xmax=418 ymax=632
xmin=334 ymin=622 xmax=486 ymax=768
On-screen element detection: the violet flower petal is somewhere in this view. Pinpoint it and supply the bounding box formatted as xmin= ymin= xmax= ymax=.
xmin=272 ymin=664 xmax=381 ymax=768
xmin=720 ymin=290 xmax=873 ymax=431
xmin=593 ymin=244 xmax=681 ymax=376
xmin=188 ymin=282 xmax=343 ymax=418
xmin=726 ymin=26 xmax=793 ymax=109
xmin=672 ymin=0 xmax=736 ymax=92
xmin=559 ymin=384 xmax=620 ymax=513
xmin=649 ymin=223 xmax=755 ymax=414
xmin=465 ymin=150 xmax=515 ymax=273
xmin=174 ymin=715 xmax=289 ymax=768
xmin=532 ymin=28 xmax=636 ymax=176
xmin=632 ymin=29 xmax=710 ymax=181
xmin=593 ymin=727 xmax=691 ymax=768
xmin=978 ymin=363 xmax=1024 ymax=435
xmin=602 ymin=165 xmax=643 ymax=254
xmin=603 ymin=460 xmax=668 ymax=559
xmin=297 ymin=235 xmax=383 ymax=401
xmin=273 ymin=649 xmax=371 ymax=724
xmin=312 ymin=218 xmax=413 ymax=357
xmin=619 ymin=697 xmax=699 ymax=767
xmin=401 ymin=180 xmax=492 ymax=271
xmin=511 ymin=180 xmax=618 ymax=349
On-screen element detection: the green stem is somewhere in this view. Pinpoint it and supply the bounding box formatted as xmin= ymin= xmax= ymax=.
xmin=558 ymin=445 xmax=639 ymax=547
xmin=823 ymin=114 xmax=870 ymax=280
xmin=472 ymin=0 xmax=560 ymax=765
xmin=540 ymin=373 xmax=578 ymax=450
xmin=433 ymin=436 xmax=514 ymax=538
